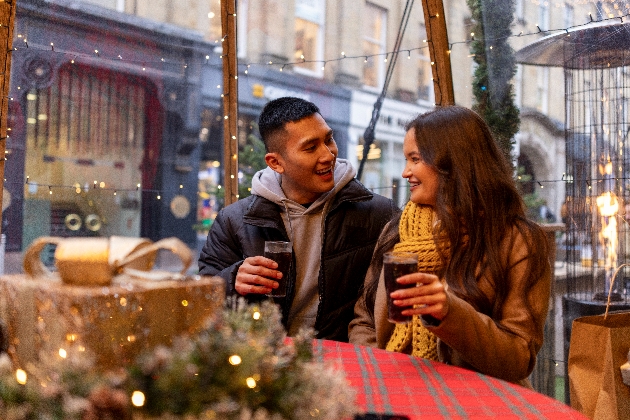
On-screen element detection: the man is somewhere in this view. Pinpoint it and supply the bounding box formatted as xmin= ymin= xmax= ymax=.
xmin=198 ymin=97 xmax=398 ymax=341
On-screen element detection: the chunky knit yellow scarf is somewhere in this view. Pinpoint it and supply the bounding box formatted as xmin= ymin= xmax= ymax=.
xmin=385 ymin=202 xmax=447 ymax=361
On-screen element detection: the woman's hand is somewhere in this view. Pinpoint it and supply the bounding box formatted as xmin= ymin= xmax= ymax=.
xmin=390 ymin=272 xmax=449 ymax=320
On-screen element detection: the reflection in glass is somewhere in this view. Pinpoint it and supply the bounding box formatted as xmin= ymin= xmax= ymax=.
xmin=23 ymin=64 xmax=146 ymax=241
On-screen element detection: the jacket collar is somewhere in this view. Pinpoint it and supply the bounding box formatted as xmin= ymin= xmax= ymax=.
xmin=244 ymin=178 xmax=374 ymax=224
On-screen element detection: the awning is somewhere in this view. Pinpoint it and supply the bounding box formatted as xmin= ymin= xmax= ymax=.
xmin=514 ymin=21 xmax=630 ymax=69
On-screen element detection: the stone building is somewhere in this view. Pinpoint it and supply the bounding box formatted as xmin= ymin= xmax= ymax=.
xmin=3 ymin=0 xmax=610 ymax=261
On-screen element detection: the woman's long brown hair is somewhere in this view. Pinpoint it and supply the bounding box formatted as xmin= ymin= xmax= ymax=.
xmin=366 ymin=106 xmax=549 ymax=321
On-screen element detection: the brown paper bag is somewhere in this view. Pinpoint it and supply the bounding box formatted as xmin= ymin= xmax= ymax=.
xmin=568 ymin=310 xmax=630 ymax=419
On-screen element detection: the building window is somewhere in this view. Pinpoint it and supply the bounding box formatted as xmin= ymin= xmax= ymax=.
xmin=564 ymin=3 xmax=574 ymax=28
xmin=79 ymin=0 xmax=123 ymax=11
xmin=417 ymin=23 xmax=432 ymax=102
xmin=515 ymin=0 xmax=524 ymax=21
xmin=363 ymin=2 xmax=387 ymax=88
xmin=514 ymin=64 xmax=523 ymax=107
xmin=207 ymin=1 xmax=222 ymax=43
xmin=294 ymin=0 xmax=325 ymax=75
xmin=79 ymin=0 xmax=112 ymax=8
xmin=536 ymin=67 xmax=549 ymax=113
xmin=206 ymin=0 xmax=246 ymax=58
xmin=538 ymin=1 xmax=550 ymax=31
xmin=237 ymin=0 xmax=248 ymax=58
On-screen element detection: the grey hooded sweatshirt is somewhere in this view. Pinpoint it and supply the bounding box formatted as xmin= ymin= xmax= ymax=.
xmin=250 ymin=158 xmax=356 ymax=335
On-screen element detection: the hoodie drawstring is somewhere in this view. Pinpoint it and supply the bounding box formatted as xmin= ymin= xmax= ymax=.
xmin=281 ymin=200 xmax=295 ymax=242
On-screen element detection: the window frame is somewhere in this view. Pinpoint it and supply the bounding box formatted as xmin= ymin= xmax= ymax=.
xmin=293 ymin=0 xmax=326 ymax=78
xmin=362 ymin=2 xmax=388 ymax=90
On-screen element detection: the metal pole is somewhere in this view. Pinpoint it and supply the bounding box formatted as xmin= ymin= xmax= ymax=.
xmin=221 ymin=0 xmax=239 ymax=205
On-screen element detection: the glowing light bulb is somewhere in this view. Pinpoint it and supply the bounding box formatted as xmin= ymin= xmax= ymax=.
xmin=131 ymin=391 xmax=145 ymax=407
xmin=16 ymin=369 xmax=27 ymax=385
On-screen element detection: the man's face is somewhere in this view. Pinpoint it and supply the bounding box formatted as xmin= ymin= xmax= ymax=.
xmin=265 ymin=113 xmax=338 ymax=204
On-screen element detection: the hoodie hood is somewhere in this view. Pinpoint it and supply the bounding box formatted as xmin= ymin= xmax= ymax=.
xmin=251 ymin=158 xmax=356 ymax=214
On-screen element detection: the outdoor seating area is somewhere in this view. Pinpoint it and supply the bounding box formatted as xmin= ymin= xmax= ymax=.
xmin=1 ymin=1 xmax=630 ymax=419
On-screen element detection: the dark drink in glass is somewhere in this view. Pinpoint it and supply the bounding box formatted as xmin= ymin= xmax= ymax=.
xmin=264 ymin=241 xmax=293 ymax=297
xmin=383 ymin=252 xmax=418 ymax=323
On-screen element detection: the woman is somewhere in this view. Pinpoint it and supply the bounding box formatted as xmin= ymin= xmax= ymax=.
xmin=349 ymin=106 xmax=551 ymax=387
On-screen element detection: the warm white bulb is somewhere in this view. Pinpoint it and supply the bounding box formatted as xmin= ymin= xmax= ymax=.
xmin=16 ymin=369 xmax=27 ymax=385
xmin=131 ymin=391 xmax=145 ymax=407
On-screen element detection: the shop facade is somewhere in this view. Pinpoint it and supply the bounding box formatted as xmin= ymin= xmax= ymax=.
xmin=3 ymin=0 xmax=213 ymax=255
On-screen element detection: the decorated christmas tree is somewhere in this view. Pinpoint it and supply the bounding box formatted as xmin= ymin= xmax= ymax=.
xmin=0 ymin=300 xmax=356 ymax=419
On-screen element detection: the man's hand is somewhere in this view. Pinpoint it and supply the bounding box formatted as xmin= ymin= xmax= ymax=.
xmin=235 ymin=256 xmax=283 ymax=295
xmin=389 ymin=272 xmax=449 ymax=320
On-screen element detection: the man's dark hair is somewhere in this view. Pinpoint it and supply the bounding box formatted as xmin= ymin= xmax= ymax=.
xmin=258 ymin=97 xmax=320 ymax=152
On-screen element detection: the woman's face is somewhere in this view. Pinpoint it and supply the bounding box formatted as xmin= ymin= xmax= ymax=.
xmin=402 ymin=128 xmax=439 ymax=207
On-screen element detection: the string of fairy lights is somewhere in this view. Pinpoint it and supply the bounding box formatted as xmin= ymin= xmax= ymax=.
xmin=0 ymin=7 xmax=630 ymax=200
xmin=9 ymin=170 xmax=630 ymax=204
xmin=5 ymin=9 xmax=630 ymax=78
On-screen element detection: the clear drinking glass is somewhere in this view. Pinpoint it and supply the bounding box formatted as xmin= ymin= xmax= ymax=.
xmin=383 ymin=251 xmax=418 ymax=323
xmin=264 ymin=241 xmax=293 ymax=297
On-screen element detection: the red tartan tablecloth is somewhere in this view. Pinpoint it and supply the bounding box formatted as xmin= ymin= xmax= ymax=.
xmin=314 ymin=340 xmax=587 ymax=420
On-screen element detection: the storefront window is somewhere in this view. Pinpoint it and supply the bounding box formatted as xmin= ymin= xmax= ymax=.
xmin=356 ymin=138 xmax=408 ymax=208
xmin=197 ymin=108 xmax=223 ymax=235
xmin=22 ymin=64 xmax=147 ymax=246
xmin=356 ymin=138 xmax=383 ymax=191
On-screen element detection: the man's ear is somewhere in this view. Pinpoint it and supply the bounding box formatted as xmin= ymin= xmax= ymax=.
xmin=265 ymin=152 xmax=284 ymax=174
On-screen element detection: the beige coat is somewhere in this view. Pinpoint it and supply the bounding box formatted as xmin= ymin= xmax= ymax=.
xmin=349 ymin=222 xmax=551 ymax=387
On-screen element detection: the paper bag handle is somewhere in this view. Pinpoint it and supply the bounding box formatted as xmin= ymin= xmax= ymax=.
xmin=606 ymin=263 xmax=629 ymax=319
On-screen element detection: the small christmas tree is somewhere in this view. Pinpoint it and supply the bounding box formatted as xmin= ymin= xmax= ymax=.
xmin=467 ymin=0 xmax=520 ymax=166
xmin=238 ymin=123 xmax=267 ymax=200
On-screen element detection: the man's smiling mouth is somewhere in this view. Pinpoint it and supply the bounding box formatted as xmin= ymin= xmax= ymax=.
xmin=316 ymin=166 xmax=334 ymax=175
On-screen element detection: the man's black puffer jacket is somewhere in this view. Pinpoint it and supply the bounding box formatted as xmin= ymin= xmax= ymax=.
xmin=198 ymin=179 xmax=399 ymax=342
